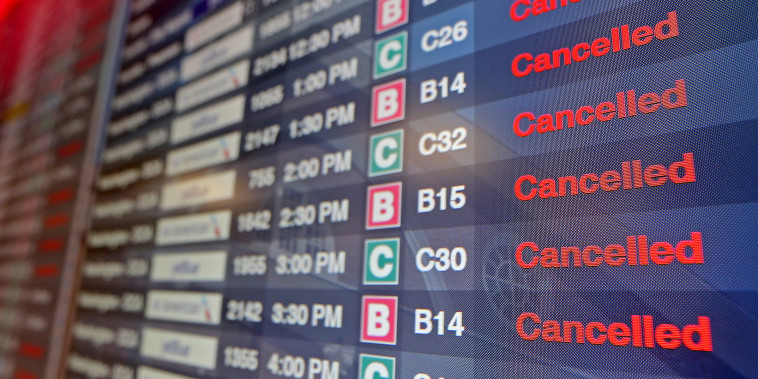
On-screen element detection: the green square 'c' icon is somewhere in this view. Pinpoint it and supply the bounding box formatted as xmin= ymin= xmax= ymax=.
xmin=364 ymin=238 xmax=400 ymax=285
xmin=360 ymin=354 xmax=396 ymax=379
xmin=373 ymin=31 xmax=407 ymax=79
xmin=369 ymin=129 xmax=404 ymax=177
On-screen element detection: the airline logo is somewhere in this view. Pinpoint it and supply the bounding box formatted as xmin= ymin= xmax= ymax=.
xmin=145 ymin=290 xmax=222 ymax=325
xmin=138 ymin=365 xmax=197 ymax=379
xmin=366 ymin=182 xmax=402 ymax=230
xmin=161 ymin=170 xmax=236 ymax=210
xmin=175 ymin=59 xmax=249 ymax=113
xmin=369 ymin=129 xmax=404 ymax=177
xmin=140 ymin=327 xmax=218 ymax=369
xmin=165 ymin=131 xmax=241 ymax=177
xmin=375 ymin=0 xmax=408 ymax=34
xmin=151 ymin=251 xmax=227 ymax=282
xmin=185 ymin=2 xmax=244 ymax=52
xmin=359 ymin=354 xmax=396 ymax=379
xmin=171 ymin=94 xmax=245 ymax=144
xmin=360 ymin=295 xmax=398 ymax=345
xmin=374 ymin=32 xmax=407 ymax=79
xmin=156 ymin=210 xmax=232 ymax=246
xmin=364 ymin=238 xmax=400 ymax=285
xmin=371 ymin=79 xmax=406 ymax=127
xmin=181 ymin=24 xmax=254 ymax=81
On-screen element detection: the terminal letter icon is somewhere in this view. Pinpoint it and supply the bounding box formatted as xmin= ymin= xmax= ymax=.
xmin=359 ymin=354 xmax=396 ymax=379
xmin=364 ymin=238 xmax=400 ymax=285
xmin=361 ymin=295 xmax=398 ymax=345
xmin=375 ymin=0 xmax=409 ymax=34
xmin=366 ymin=182 xmax=402 ymax=229
xmin=371 ymin=79 xmax=406 ymax=127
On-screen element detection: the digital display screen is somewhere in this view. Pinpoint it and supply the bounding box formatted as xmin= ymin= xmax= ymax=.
xmin=2 ymin=0 xmax=758 ymax=378
xmin=0 ymin=1 xmax=116 ymax=377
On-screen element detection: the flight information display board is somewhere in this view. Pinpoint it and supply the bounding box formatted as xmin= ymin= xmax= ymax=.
xmin=67 ymin=0 xmax=758 ymax=378
xmin=0 ymin=1 xmax=118 ymax=378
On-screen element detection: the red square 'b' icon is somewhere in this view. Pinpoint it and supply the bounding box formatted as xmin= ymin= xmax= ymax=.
xmin=375 ymin=0 xmax=409 ymax=34
xmin=366 ymin=182 xmax=402 ymax=230
xmin=361 ymin=295 xmax=398 ymax=345
xmin=371 ymin=79 xmax=406 ymax=127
